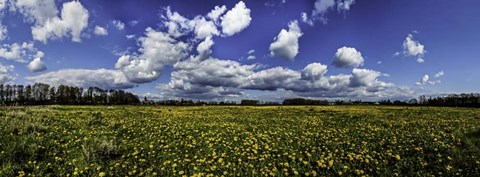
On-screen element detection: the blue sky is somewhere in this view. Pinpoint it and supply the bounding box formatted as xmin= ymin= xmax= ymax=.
xmin=0 ymin=0 xmax=479 ymax=101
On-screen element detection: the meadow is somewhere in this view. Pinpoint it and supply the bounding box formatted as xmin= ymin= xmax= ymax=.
xmin=1 ymin=105 xmax=479 ymax=176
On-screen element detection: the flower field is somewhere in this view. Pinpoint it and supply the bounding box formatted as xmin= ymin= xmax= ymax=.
xmin=1 ymin=106 xmax=479 ymax=176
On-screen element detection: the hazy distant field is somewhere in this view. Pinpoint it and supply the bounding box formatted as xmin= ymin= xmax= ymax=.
xmin=1 ymin=106 xmax=479 ymax=176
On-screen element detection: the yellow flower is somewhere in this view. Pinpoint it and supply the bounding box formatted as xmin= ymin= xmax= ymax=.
xmin=328 ymin=160 xmax=334 ymax=167
xmin=395 ymin=155 xmax=401 ymax=160
xmin=294 ymin=170 xmax=299 ymax=175
xmin=99 ymin=172 xmax=106 ymax=177
xmin=446 ymin=165 xmax=453 ymax=171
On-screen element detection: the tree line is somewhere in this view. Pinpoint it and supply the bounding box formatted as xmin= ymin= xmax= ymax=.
xmin=147 ymin=95 xmax=480 ymax=108
xmin=1 ymin=82 xmax=478 ymax=108
xmin=0 ymin=83 xmax=140 ymax=105
xmin=416 ymin=93 xmax=480 ymax=107
xmin=374 ymin=93 xmax=480 ymax=108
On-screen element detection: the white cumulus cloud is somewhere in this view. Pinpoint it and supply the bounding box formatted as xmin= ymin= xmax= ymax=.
xmin=112 ymin=20 xmax=125 ymax=30
xmin=220 ymin=1 xmax=251 ymax=36
xmin=207 ymin=5 xmax=227 ymax=23
xmin=94 ymin=25 xmax=108 ymax=36
xmin=402 ymin=33 xmax=426 ymax=63
xmin=27 ymin=57 xmax=46 ymax=72
xmin=15 ymin=0 xmax=89 ymax=43
xmin=332 ymin=46 xmax=364 ymax=68
xmin=349 ymin=68 xmax=389 ymax=89
xmin=162 ymin=2 xmax=251 ymax=39
xmin=311 ymin=0 xmax=356 ymax=24
xmin=337 ymin=0 xmax=356 ymax=12
xmin=26 ymin=68 xmax=136 ymax=89
xmin=246 ymin=49 xmax=256 ymax=60
xmin=434 ymin=71 xmax=444 ymax=78
xmin=0 ymin=42 xmax=42 ymax=62
xmin=301 ymin=12 xmax=313 ymax=26
xmin=269 ymin=20 xmax=303 ymax=61
xmin=301 ymin=62 xmax=328 ymax=80
xmin=115 ymin=27 xmax=190 ymax=83
xmin=197 ymin=36 xmax=214 ymax=60
xmin=416 ymin=74 xmax=440 ymax=85
xmin=0 ymin=63 xmax=16 ymax=84
xmin=0 ymin=24 xmax=6 ymax=41
xmin=192 ymin=17 xmax=219 ymax=39
xmin=157 ymin=53 xmax=400 ymax=100
xmin=313 ymin=0 xmax=335 ymax=17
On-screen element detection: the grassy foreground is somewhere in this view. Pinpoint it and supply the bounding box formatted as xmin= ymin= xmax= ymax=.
xmin=1 ymin=106 xmax=479 ymax=176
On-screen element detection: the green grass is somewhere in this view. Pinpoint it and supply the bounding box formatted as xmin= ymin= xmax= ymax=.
xmin=1 ymin=105 xmax=479 ymax=176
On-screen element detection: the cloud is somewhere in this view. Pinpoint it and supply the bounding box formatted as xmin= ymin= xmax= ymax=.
xmin=162 ymin=2 xmax=251 ymax=39
xmin=313 ymin=0 xmax=335 ymax=17
xmin=0 ymin=0 xmax=8 ymax=40
xmin=244 ymin=67 xmax=301 ymax=91
xmin=128 ymin=20 xmax=138 ymax=27
xmin=163 ymin=7 xmax=219 ymax=39
xmin=0 ymin=0 xmax=6 ymax=10
xmin=126 ymin=34 xmax=135 ymax=40
xmin=416 ymin=74 xmax=440 ymax=85
xmin=269 ymin=20 xmax=303 ymax=61
xmin=196 ymin=36 xmax=214 ymax=60
xmin=111 ymin=3 xmax=252 ymax=85
xmin=243 ymin=65 xmax=393 ymax=97
xmin=246 ymin=49 xmax=255 ymax=60
xmin=337 ymin=0 xmax=356 ymax=12
xmin=301 ymin=62 xmax=328 ymax=80
xmin=162 ymin=7 xmax=191 ymax=38
xmin=434 ymin=70 xmax=444 ymax=78
xmin=220 ymin=1 xmax=251 ymax=36
xmin=27 ymin=57 xmax=46 ymax=72
xmin=402 ymin=33 xmax=426 ymax=63
xmin=349 ymin=68 xmax=391 ymax=89
xmin=0 ymin=42 xmax=42 ymax=62
xmin=156 ymin=83 xmax=244 ymax=100
xmin=15 ymin=0 xmax=89 ymax=43
xmin=172 ymin=57 xmax=257 ymax=89
xmin=156 ymin=57 xmax=255 ymax=99
xmin=332 ymin=46 xmax=364 ymax=68
xmin=157 ymin=54 xmax=401 ymax=100
xmin=0 ymin=63 xmax=16 ymax=84
xmin=207 ymin=5 xmax=227 ymax=23
xmin=301 ymin=12 xmax=313 ymax=26
xmin=94 ymin=25 xmax=108 ymax=36
xmin=192 ymin=17 xmax=219 ymax=39
xmin=26 ymin=68 xmax=136 ymax=89
xmin=115 ymin=27 xmax=190 ymax=83
xmin=0 ymin=24 xmax=6 ymax=41
xmin=14 ymin=0 xmax=58 ymax=24
xmin=311 ymin=0 xmax=356 ymax=24
xmin=264 ymin=0 xmax=287 ymax=7
xmin=112 ymin=20 xmax=125 ymax=30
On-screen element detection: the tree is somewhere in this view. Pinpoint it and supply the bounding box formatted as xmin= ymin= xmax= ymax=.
xmin=25 ymin=85 xmax=32 ymax=104
xmin=49 ymin=86 xmax=56 ymax=104
xmin=17 ymin=85 xmax=24 ymax=104
xmin=0 ymin=84 xmax=4 ymax=104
